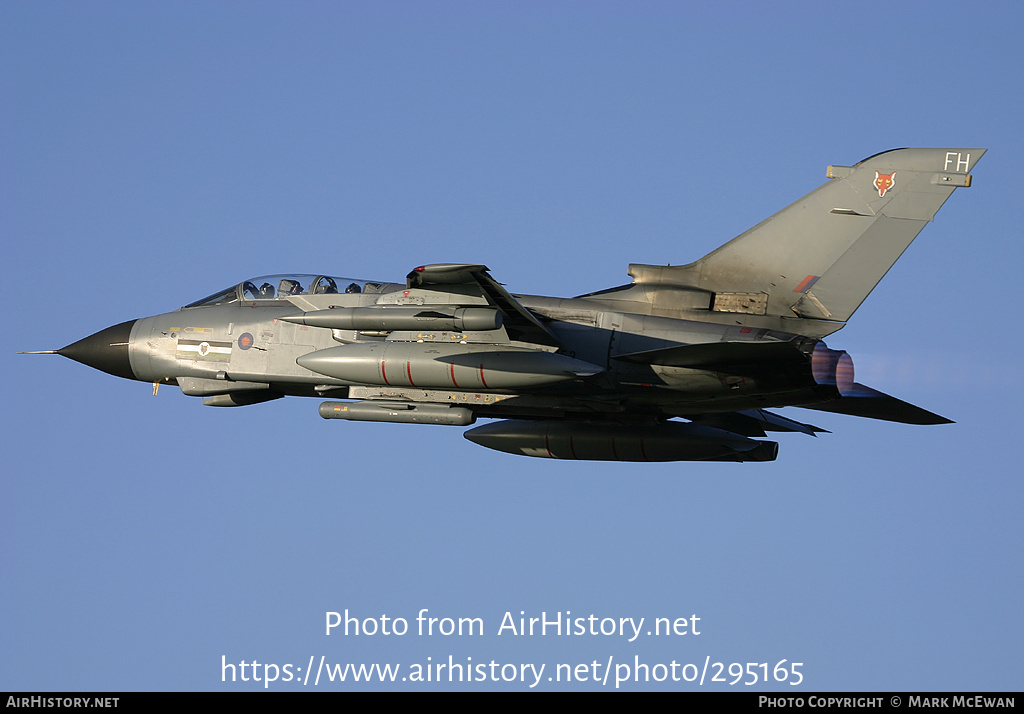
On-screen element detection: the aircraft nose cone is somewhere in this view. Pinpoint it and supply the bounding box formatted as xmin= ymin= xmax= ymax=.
xmin=58 ymin=319 xmax=138 ymax=380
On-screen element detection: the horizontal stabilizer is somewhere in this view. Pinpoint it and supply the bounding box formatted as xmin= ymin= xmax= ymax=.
xmin=796 ymin=383 xmax=952 ymax=425
xmin=689 ymin=409 xmax=827 ymax=437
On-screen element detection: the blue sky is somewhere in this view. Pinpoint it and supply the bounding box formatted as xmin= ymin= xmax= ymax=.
xmin=3 ymin=1 xmax=1022 ymax=691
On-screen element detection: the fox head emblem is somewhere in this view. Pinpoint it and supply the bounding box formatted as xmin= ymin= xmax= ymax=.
xmin=874 ymin=171 xmax=896 ymax=197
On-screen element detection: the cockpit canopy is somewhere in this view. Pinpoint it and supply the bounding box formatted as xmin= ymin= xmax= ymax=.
xmin=184 ymin=274 xmax=393 ymax=308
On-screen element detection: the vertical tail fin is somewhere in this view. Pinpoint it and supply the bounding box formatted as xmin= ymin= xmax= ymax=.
xmin=629 ymin=148 xmax=985 ymax=325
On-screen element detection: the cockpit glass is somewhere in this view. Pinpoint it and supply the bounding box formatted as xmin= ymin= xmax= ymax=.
xmin=183 ymin=274 xmax=394 ymax=308
xmin=182 ymin=286 xmax=239 ymax=308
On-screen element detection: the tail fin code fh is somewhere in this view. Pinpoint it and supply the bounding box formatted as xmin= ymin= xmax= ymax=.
xmin=629 ymin=148 xmax=985 ymax=326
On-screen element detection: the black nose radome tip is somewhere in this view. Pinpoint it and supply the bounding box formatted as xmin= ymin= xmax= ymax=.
xmin=58 ymin=320 xmax=138 ymax=380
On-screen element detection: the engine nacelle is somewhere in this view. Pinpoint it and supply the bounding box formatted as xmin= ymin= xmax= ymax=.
xmin=297 ymin=343 xmax=603 ymax=390
xmin=811 ymin=342 xmax=855 ymax=395
xmin=464 ymin=419 xmax=779 ymax=462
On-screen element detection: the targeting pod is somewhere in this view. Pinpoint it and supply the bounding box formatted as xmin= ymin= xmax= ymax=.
xmin=319 ymin=401 xmax=476 ymax=426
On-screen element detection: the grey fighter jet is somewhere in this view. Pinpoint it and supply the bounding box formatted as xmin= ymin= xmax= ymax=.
xmin=33 ymin=148 xmax=984 ymax=461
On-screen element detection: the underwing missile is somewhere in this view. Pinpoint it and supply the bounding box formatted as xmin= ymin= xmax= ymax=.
xmin=280 ymin=306 xmax=502 ymax=332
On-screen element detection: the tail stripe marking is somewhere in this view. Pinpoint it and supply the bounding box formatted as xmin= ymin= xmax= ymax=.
xmin=793 ymin=275 xmax=820 ymax=293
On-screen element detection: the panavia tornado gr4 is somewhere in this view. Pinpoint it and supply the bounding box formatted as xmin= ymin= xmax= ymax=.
xmin=33 ymin=148 xmax=983 ymax=461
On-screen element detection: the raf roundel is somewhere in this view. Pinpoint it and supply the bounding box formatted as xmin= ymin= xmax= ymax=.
xmin=238 ymin=333 xmax=254 ymax=350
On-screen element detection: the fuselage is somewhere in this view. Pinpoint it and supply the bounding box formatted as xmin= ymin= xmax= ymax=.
xmin=64 ymin=273 xmax=845 ymax=421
